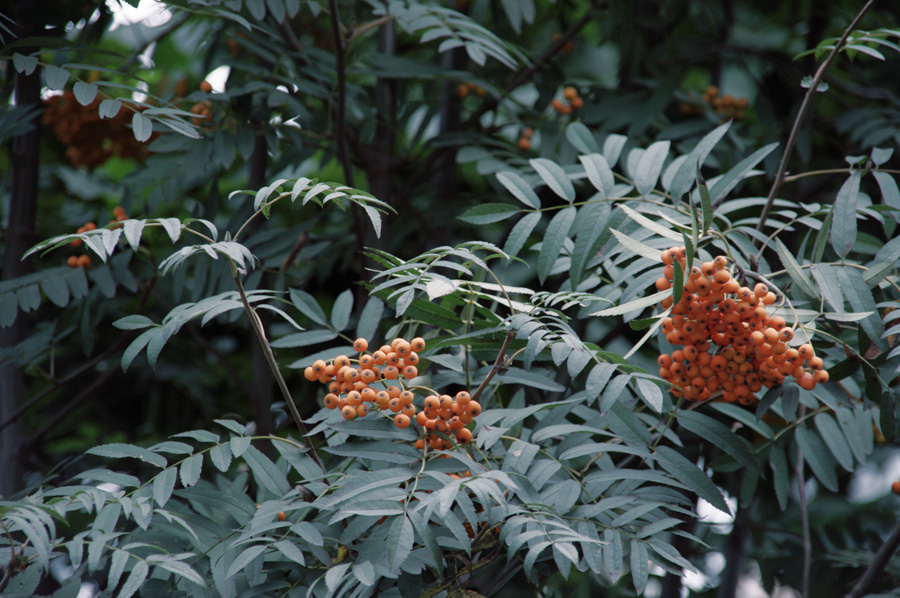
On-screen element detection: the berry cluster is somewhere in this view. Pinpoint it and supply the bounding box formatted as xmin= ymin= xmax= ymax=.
xmin=679 ymin=86 xmax=748 ymax=120
xmin=655 ymin=247 xmax=828 ymax=405
xmin=551 ymin=86 xmax=583 ymax=115
xmin=43 ymin=91 xmax=152 ymax=169
xmin=305 ymin=337 xmax=482 ymax=448
xmin=456 ymin=82 xmax=487 ymax=98
xmin=517 ymin=127 xmax=534 ymax=151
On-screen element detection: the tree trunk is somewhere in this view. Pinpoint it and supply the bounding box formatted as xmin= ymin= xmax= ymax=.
xmin=0 ymin=7 xmax=42 ymax=496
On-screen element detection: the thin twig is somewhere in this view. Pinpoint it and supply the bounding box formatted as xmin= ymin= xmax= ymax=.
xmin=231 ymin=267 xmax=324 ymax=469
xmin=845 ymin=519 xmax=900 ymax=598
xmin=470 ymin=330 xmax=515 ymax=403
xmin=755 ymin=0 xmax=877 ymax=236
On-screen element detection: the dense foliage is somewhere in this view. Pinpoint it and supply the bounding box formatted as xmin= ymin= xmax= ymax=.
xmin=2 ymin=1 xmax=900 ymax=597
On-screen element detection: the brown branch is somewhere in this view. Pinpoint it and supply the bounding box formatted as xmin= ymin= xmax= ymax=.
xmin=845 ymin=519 xmax=900 ymax=598
xmin=470 ymin=330 xmax=515 ymax=403
xmin=755 ymin=0 xmax=877 ymax=236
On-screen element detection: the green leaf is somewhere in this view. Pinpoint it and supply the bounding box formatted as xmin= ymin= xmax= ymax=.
xmin=796 ymin=425 xmax=839 ymax=492
xmin=152 ymin=467 xmax=177 ymax=507
xmin=570 ymin=202 xmax=611 ymax=287
xmin=835 ymin=406 xmax=868 ymax=464
xmin=496 ymin=366 xmax=565 ymax=392
xmin=271 ymin=329 xmax=338 ymax=348
xmin=458 ymin=202 xmax=520 ymax=224
xmin=331 ymin=288 xmax=353 ymax=331
xmin=387 ymin=515 xmax=414 ymax=569
xmin=589 ymin=289 xmax=670 ymax=317
xmin=566 ymin=122 xmax=599 ymax=154
xmin=132 ymin=112 xmax=153 ymax=142
xmin=73 ymin=81 xmax=98 ymax=105
xmin=831 ymin=171 xmax=861 ymax=259
xmin=41 ymin=275 xmax=70 ymax=307
xmin=631 ymin=541 xmax=649 ymax=594
xmin=579 ymin=154 xmax=615 ymax=199
xmin=113 ymin=315 xmax=156 ymax=331
xmin=503 ymin=211 xmax=541 ymax=258
xmin=668 ymin=120 xmax=732 ymax=198
xmin=118 ymin=561 xmax=148 ymax=598
xmin=874 ymin=171 xmax=900 ymax=212
xmin=654 ymin=446 xmax=731 ymax=515
xmin=538 ymin=206 xmax=576 ymax=283
xmin=530 ymin=158 xmax=575 ymax=202
xmin=243 ymin=445 xmax=290 ymax=496
xmin=775 ymin=238 xmax=819 ymax=300
xmin=836 ymin=267 xmax=887 ymax=351
xmin=496 ymin=171 xmax=541 ymax=209
xmin=809 ymin=263 xmax=843 ymax=313
xmin=585 ymin=362 xmax=618 ymax=404
xmin=226 ymin=544 xmax=266 ymax=579
xmin=603 ymin=528 xmax=623 ymax=580
xmin=769 ymin=444 xmax=789 ymax=511
xmin=698 ymin=179 xmax=713 ymax=233
xmin=678 ymin=410 xmax=761 ymax=474
xmin=44 ymin=64 xmax=69 ymax=90
xmin=99 ymin=99 xmax=121 ymax=119
xmin=814 ymin=412 xmax=854 ymax=472
xmin=618 ymin=204 xmax=682 ymax=242
xmin=180 ymin=453 xmax=203 ymax=487
xmin=635 ymin=140 xmax=670 ymax=196
xmin=709 ymin=142 xmax=778 ymax=204
xmin=270 ymin=540 xmax=305 ymax=566
xmin=355 ymin=296 xmax=384 ymax=341
xmin=290 ymin=289 xmax=328 ymax=326
xmin=87 ymin=443 xmax=167 ymax=468
xmin=635 ymin=377 xmax=663 ymax=413
xmin=0 ymin=292 xmax=17 ymax=327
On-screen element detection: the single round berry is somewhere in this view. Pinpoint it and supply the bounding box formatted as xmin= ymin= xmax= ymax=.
xmin=353 ymin=338 xmax=368 ymax=352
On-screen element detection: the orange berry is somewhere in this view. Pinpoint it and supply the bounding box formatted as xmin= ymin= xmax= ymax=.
xmin=67 ymin=255 xmax=79 ymax=268
xmin=394 ymin=414 xmax=411 ymax=428
xmin=341 ymin=405 xmax=356 ymax=420
xmin=402 ymin=365 xmax=417 ymax=379
xmin=353 ymin=338 xmax=368 ymax=352
xmin=813 ymin=370 xmax=829 ymax=384
xmin=277 ymin=511 xmax=286 ymax=521
xmin=455 ymin=391 xmax=471 ymax=404
xmin=410 ymin=337 xmax=426 ymax=352
xmin=551 ymin=98 xmax=566 ymax=113
xmin=356 ymin=404 xmax=369 ymax=418
xmin=892 ymin=481 xmax=900 ymax=494
xmin=517 ymin=137 xmax=531 ymax=151
xmin=304 ymin=366 xmax=317 ymax=381
xmin=77 ymin=254 xmax=92 ymax=268
xmin=383 ymin=365 xmax=399 ymax=380
xmin=456 ymin=428 xmax=473 ymax=445
xmin=200 ymin=80 xmax=213 ymax=93
xmin=424 ymin=395 xmax=440 ymax=411
xmin=415 ymin=438 xmax=426 ymax=450
xmin=84 ymin=222 xmax=97 ymax=231
xmin=570 ymin=97 xmax=583 ymax=109
xmin=334 ymin=355 xmax=351 ymax=368
xmin=808 ymin=356 xmax=824 ymax=370
xmin=323 ymin=393 xmax=340 ymax=409
xmin=563 ymin=86 xmax=578 ymax=101
xmin=456 ymin=83 xmax=469 ymax=98
xmin=466 ymin=401 xmax=482 ymax=417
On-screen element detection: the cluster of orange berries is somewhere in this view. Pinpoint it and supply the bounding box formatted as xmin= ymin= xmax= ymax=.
xmin=456 ymin=82 xmax=487 ymax=99
xmin=680 ymin=86 xmax=749 ymax=120
xmin=655 ymin=247 xmax=828 ymax=405
xmin=189 ymin=81 xmax=214 ymax=126
xmin=305 ymin=337 xmax=483 ymax=448
xmin=551 ymin=86 xmax=583 ymax=115
xmin=516 ymin=127 xmax=534 ymax=150
xmin=43 ymin=91 xmax=153 ymax=169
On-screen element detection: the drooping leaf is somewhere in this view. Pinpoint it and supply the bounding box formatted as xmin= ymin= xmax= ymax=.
xmin=831 ymin=171 xmax=861 ymax=259
xmin=537 ymin=206 xmax=576 ymax=283
xmin=653 ymin=446 xmax=731 ymax=515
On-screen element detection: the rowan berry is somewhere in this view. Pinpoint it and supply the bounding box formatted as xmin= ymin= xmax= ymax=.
xmin=341 ymin=406 xmax=356 ymax=420
xmin=394 ymin=414 xmax=411 ymax=428
xmin=77 ymin=254 xmax=92 ymax=268
xmin=456 ymin=428 xmax=473 ymax=444
xmin=353 ymin=338 xmax=368 ymax=352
